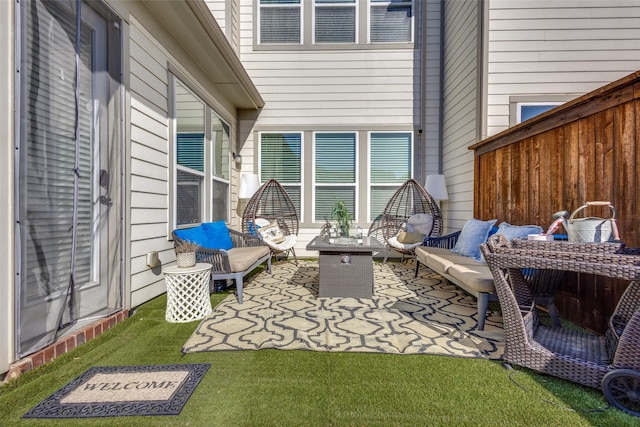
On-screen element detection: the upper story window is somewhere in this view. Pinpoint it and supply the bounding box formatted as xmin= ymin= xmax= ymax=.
xmin=258 ymin=0 xmax=413 ymax=48
xmin=370 ymin=0 xmax=413 ymax=43
xmin=315 ymin=0 xmax=356 ymax=44
xmin=259 ymin=0 xmax=302 ymax=44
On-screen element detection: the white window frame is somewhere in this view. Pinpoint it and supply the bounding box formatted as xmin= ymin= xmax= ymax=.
xmin=312 ymin=131 xmax=359 ymax=223
xmin=171 ymin=76 xmax=232 ymax=229
xmin=367 ymin=131 xmax=413 ymax=222
xmin=258 ymin=131 xmax=305 ymax=222
xmin=258 ymin=0 xmax=304 ymax=45
xmin=368 ymin=0 xmax=414 ymax=44
xmin=313 ymin=0 xmax=358 ymax=44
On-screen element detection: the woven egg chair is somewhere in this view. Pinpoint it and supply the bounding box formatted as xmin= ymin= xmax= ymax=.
xmin=379 ymin=178 xmax=443 ymax=262
xmin=241 ymin=179 xmax=299 ymax=264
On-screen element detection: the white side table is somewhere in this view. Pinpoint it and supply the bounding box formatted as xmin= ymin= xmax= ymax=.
xmin=163 ymin=263 xmax=213 ymax=323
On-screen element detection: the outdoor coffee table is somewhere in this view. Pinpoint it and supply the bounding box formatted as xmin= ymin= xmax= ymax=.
xmin=306 ymin=235 xmax=385 ymax=298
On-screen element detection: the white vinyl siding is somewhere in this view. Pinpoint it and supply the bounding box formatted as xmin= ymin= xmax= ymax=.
xmin=129 ymin=19 xmax=172 ymax=307
xmin=440 ymin=0 xmax=480 ymax=230
xmin=486 ymin=0 xmax=640 ymax=136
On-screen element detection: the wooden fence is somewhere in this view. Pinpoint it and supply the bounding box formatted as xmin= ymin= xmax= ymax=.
xmin=470 ymin=70 xmax=640 ymax=333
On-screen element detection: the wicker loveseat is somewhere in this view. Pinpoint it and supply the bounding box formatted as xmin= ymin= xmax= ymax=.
xmin=173 ymin=221 xmax=271 ymax=304
xmin=481 ymin=235 xmax=640 ymax=417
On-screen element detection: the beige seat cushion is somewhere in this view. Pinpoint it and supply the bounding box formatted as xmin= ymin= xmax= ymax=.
xmin=227 ymin=246 xmax=270 ymax=272
xmin=416 ymin=247 xmax=483 ymax=274
xmin=447 ymin=264 xmax=495 ymax=293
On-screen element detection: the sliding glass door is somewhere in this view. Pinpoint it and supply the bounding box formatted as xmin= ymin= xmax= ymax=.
xmin=17 ymin=0 xmax=122 ymax=356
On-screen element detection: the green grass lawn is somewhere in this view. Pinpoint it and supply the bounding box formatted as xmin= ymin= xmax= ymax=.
xmin=0 ymin=290 xmax=637 ymax=426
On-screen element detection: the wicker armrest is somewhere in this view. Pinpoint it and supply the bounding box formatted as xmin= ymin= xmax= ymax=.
xmin=422 ymin=231 xmax=461 ymax=249
xmin=228 ymin=228 xmax=263 ymax=248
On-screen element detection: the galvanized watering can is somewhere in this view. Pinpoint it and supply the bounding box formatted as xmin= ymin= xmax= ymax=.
xmin=554 ymin=201 xmax=620 ymax=243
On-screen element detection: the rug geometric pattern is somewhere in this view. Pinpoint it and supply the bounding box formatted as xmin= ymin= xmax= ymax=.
xmin=23 ymin=364 xmax=210 ymax=418
xmin=183 ymin=262 xmax=504 ymax=359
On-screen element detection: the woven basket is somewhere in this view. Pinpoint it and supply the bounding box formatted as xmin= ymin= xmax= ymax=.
xmin=176 ymin=252 xmax=196 ymax=268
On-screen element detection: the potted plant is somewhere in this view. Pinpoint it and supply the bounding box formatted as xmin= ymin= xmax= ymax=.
xmin=331 ymin=200 xmax=353 ymax=237
xmin=175 ymin=240 xmax=200 ymax=268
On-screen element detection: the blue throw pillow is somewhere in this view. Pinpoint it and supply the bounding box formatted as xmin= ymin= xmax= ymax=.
xmin=451 ymin=218 xmax=498 ymax=261
xmin=496 ymin=222 xmax=543 ymax=241
xmin=201 ymin=221 xmax=234 ymax=250
xmin=174 ymin=226 xmax=207 ymax=247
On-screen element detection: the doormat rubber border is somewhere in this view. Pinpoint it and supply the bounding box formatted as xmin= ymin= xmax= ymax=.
xmin=23 ymin=363 xmax=210 ymax=418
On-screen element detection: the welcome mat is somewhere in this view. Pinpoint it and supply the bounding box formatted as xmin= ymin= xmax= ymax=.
xmin=183 ymin=261 xmax=504 ymax=358
xmin=23 ymin=364 xmax=209 ymax=419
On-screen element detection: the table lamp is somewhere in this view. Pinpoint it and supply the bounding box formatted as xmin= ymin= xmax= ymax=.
xmin=425 ymin=174 xmax=449 ymax=201
xmin=239 ymin=173 xmax=261 ymax=199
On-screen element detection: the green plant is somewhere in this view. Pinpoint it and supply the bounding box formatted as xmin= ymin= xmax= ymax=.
xmin=331 ymin=200 xmax=353 ymax=237
xmin=174 ymin=239 xmax=200 ymax=254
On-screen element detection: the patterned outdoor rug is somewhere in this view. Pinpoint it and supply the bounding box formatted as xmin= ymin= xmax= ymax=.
xmin=23 ymin=364 xmax=209 ymax=419
xmin=183 ymin=261 xmax=504 ymax=359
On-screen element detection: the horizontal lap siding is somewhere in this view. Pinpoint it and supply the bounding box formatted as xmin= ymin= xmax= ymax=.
xmin=129 ymin=20 xmax=171 ymax=308
xmin=441 ymin=0 xmax=479 ymax=231
xmin=473 ymin=74 xmax=640 ymax=333
xmin=486 ymin=0 xmax=640 ymax=137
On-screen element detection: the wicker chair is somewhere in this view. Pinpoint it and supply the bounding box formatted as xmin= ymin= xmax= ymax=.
xmin=241 ymin=179 xmax=299 ymax=264
xmin=375 ymin=179 xmax=443 ymax=262
xmin=481 ymin=235 xmax=640 ymax=417
xmin=172 ymin=224 xmax=271 ymax=304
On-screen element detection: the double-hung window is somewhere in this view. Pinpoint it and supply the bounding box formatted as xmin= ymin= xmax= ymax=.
xmin=369 ymin=132 xmax=412 ymax=221
xmin=314 ymin=133 xmax=357 ymax=222
xmin=370 ymin=0 xmax=413 ymax=43
xmin=174 ymin=78 xmax=230 ymax=226
xmin=314 ymin=0 xmax=356 ymax=44
xmin=260 ymin=133 xmax=303 ymax=217
xmin=259 ymin=0 xmax=302 ymax=44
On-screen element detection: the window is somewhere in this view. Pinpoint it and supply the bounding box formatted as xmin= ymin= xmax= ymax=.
xmin=314 ymin=133 xmax=357 ymax=222
xmin=260 ymin=133 xmax=303 ymax=217
xmin=517 ymin=102 xmax=562 ymax=123
xmin=369 ymin=132 xmax=412 ymax=221
xmin=258 ymin=0 xmax=413 ymax=47
xmin=259 ymin=0 xmax=302 ymax=44
xmin=211 ymin=115 xmax=231 ymax=221
xmin=315 ymin=0 xmax=356 ymax=44
xmin=370 ymin=0 xmax=413 ymax=43
xmin=174 ymin=79 xmax=231 ymax=226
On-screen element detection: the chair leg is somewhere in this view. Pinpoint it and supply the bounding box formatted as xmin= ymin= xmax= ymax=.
xmin=382 ymin=247 xmax=392 ymax=263
xmin=547 ymin=302 xmax=562 ymax=327
xmin=414 ymin=260 xmax=421 ymax=278
xmin=477 ymin=293 xmax=489 ymax=331
xmin=266 ymin=255 xmax=272 ymax=274
xmin=236 ymin=275 xmax=244 ymax=304
xmin=290 ymin=247 xmax=299 ymax=265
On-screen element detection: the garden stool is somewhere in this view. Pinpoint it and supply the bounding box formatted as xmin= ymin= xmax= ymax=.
xmin=163 ymin=263 xmax=213 ymax=323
